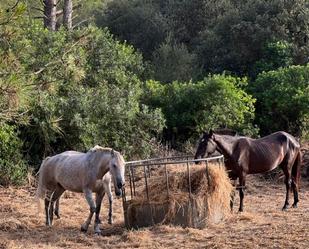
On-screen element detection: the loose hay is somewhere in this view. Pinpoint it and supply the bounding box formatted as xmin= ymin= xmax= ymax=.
xmin=0 ymin=217 xmax=29 ymax=232
xmin=125 ymin=163 xmax=233 ymax=228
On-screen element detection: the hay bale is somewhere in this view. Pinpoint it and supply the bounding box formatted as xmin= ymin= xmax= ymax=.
xmin=124 ymin=163 xmax=233 ymax=229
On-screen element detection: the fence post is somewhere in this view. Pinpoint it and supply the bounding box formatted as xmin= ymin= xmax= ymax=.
xmin=144 ymin=165 xmax=150 ymax=201
xmin=128 ymin=164 xmax=133 ymax=199
xmin=165 ymin=163 xmax=169 ymax=199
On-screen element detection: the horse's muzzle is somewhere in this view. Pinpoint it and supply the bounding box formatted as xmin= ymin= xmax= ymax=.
xmin=117 ymin=181 xmax=125 ymax=189
xmin=115 ymin=188 xmax=122 ymax=197
xmin=194 ymin=155 xmax=202 ymax=164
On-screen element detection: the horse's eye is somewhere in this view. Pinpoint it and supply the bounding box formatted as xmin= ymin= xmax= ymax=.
xmin=113 ymin=164 xmax=117 ymax=168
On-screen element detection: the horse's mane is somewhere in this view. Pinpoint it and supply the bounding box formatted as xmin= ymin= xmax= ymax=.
xmin=89 ymin=145 xmax=113 ymax=153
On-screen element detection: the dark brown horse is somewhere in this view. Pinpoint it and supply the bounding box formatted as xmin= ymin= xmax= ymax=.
xmin=194 ymin=130 xmax=302 ymax=212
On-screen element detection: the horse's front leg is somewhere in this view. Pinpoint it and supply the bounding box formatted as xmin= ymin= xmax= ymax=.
xmin=229 ymin=177 xmax=237 ymax=212
xmin=94 ymin=191 xmax=105 ymax=234
xmin=81 ymin=188 xmax=96 ymax=233
xmin=238 ymin=173 xmax=246 ymax=212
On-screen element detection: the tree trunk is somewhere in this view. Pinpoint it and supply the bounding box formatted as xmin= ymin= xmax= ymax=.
xmin=63 ymin=0 xmax=73 ymax=30
xmin=43 ymin=0 xmax=57 ymax=31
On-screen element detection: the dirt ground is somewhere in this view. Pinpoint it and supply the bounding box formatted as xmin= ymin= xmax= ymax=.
xmin=0 ymin=172 xmax=308 ymax=249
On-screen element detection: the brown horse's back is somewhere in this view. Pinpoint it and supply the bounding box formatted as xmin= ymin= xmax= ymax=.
xmin=234 ymin=131 xmax=300 ymax=174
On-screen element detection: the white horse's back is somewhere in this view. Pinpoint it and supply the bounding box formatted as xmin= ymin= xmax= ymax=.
xmin=38 ymin=151 xmax=89 ymax=194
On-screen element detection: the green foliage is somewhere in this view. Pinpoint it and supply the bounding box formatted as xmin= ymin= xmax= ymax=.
xmin=250 ymin=65 xmax=309 ymax=137
xmin=149 ymin=36 xmax=198 ymax=83
xmin=144 ymin=75 xmax=257 ymax=145
xmin=0 ymin=0 xmax=31 ymax=124
xmin=0 ymin=123 xmax=27 ymax=186
xmin=251 ymin=41 xmax=293 ymax=77
xmin=100 ymin=0 xmax=309 ymax=78
xmin=16 ymin=25 xmax=165 ymax=165
xmin=96 ymin=0 xmax=169 ymax=58
xmin=1 ymin=0 xmax=309 ymax=185
xmin=0 ymin=2 xmax=165 ymax=175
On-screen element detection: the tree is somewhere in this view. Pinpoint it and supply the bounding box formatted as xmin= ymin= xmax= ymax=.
xmin=250 ymin=65 xmax=309 ymax=138
xmin=149 ymin=36 xmax=198 ymax=83
xmin=43 ymin=0 xmax=57 ymax=30
xmin=95 ymin=0 xmax=169 ymax=58
xmin=63 ymin=0 xmax=73 ymax=29
xmin=0 ymin=0 xmax=30 ymax=185
xmin=251 ymin=40 xmax=293 ymax=78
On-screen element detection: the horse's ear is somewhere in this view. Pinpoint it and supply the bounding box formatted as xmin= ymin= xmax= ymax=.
xmin=111 ymin=149 xmax=115 ymax=157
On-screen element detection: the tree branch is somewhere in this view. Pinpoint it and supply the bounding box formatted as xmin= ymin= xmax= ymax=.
xmin=73 ymin=19 xmax=88 ymax=29
xmin=7 ymin=0 xmax=21 ymax=11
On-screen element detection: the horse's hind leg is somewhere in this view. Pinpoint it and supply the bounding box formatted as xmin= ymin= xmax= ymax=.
xmin=291 ymin=152 xmax=301 ymax=208
xmin=282 ymin=165 xmax=291 ymax=211
xmin=44 ymin=190 xmax=57 ymax=226
xmin=54 ymin=199 xmax=60 ymax=219
xmin=45 ymin=198 xmax=52 ymax=226
xmin=105 ymin=179 xmax=113 ymax=224
xmin=107 ymin=192 xmax=113 ymax=224
xmin=46 ymin=185 xmax=65 ymax=226
xmin=291 ymin=180 xmax=298 ymax=208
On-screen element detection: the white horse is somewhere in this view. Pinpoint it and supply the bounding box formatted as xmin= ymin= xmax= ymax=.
xmin=36 ymin=146 xmax=125 ymax=234
xmin=54 ymin=172 xmax=117 ymax=225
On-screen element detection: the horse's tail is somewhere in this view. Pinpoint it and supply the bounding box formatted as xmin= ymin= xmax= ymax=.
xmin=36 ymin=157 xmax=50 ymax=213
xmin=291 ymin=151 xmax=302 ymax=187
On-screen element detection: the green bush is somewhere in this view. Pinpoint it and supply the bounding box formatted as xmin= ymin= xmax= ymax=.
xmin=250 ymin=65 xmax=309 ymax=137
xmin=0 ymin=124 xmax=27 ymax=186
xmin=17 ymin=25 xmax=165 ymax=164
xmin=143 ymin=74 xmax=257 ymax=146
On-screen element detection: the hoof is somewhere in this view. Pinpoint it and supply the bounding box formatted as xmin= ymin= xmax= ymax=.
xmin=94 ymin=225 xmax=101 ymax=235
xmin=46 ymin=221 xmax=52 ymax=227
xmin=292 ymin=203 xmax=298 ymax=208
xmin=81 ymin=224 xmax=88 ymax=233
xmin=282 ymin=206 xmax=289 ymax=211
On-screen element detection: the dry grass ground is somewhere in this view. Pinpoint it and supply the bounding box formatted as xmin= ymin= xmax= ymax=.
xmin=0 ymin=174 xmax=308 ymax=249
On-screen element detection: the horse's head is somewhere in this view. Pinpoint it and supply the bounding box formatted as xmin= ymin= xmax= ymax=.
xmin=109 ymin=149 xmax=126 ymax=197
xmin=194 ymin=130 xmax=217 ymax=163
